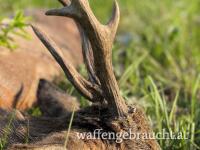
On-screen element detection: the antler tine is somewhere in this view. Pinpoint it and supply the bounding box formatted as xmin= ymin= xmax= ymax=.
xmin=58 ymin=0 xmax=101 ymax=85
xmin=58 ymin=0 xmax=67 ymax=6
xmin=107 ymin=0 xmax=120 ymax=40
xmin=45 ymin=0 xmax=128 ymax=118
xmin=31 ymin=25 xmax=103 ymax=102
xmin=46 ymin=0 xmax=119 ymax=52
xmin=58 ymin=0 xmax=71 ymax=6
xmin=81 ymin=29 xmax=100 ymax=85
xmin=45 ymin=0 xmax=80 ymax=19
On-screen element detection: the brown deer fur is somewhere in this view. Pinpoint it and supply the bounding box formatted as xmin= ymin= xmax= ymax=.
xmin=0 ymin=0 xmax=160 ymax=149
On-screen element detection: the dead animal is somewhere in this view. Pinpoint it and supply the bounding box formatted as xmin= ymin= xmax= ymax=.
xmin=0 ymin=0 xmax=160 ymax=149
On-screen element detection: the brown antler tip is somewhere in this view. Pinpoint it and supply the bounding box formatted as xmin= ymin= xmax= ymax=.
xmin=58 ymin=0 xmax=68 ymax=6
xmin=45 ymin=6 xmax=75 ymax=17
xmin=45 ymin=9 xmax=61 ymax=16
xmin=34 ymin=0 xmax=128 ymax=118
xmin=31 ymin=25 xmax=41 ymax=38
xmin=107 ymin=0 xmax=120 ymax=31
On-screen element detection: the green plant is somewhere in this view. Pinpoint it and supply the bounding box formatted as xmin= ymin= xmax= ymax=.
xmin=0 ymin=111 xmax=15 ymax=150
xmin=27 ymin=106 xmax=42 ymax=117
xmin=0 ymin=11 xmax=29 ymax=50
xmin=0 ymin=0 xmax=59 ymax=15
xmin=64 ymin=105 xmax=76 ymax=148
xmin=0 ymin=0 xmax=200 ymax=149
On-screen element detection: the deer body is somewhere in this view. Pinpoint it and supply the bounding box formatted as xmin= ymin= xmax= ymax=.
xmin=0 ymin=11 xmax=82 ymax=110
xmin=0 ymin=1 xmax=160 ymax=149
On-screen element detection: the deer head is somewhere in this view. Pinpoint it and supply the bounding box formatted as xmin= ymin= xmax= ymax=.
xmin=32 ymin=0 xmax=128 ymax=119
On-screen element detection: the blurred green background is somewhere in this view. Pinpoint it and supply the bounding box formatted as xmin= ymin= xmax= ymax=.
xmin=0 ymin=0 xmax=200 ymax=149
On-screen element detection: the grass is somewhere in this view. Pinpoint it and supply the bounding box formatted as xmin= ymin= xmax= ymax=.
xmin=143 ymin=76 xmax=200 ymax=149
xmin=0 ymin=111 xmax=15 ymax=150
xmin=0 ymin=0 xmax=59 ymax=16
xmin=0 ymin=0 xmax=200 ymax=149
xmin=64 ymin=105 xmax=76 ymax=148
xmin=0 ymin=11 xmax=30 ymax=49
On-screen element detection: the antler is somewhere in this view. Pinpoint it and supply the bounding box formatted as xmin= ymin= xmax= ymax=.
xmin=32 ymin=0 xmax=128 ymax=118
xmin=32 ymin=26 xmax=103 ymax=102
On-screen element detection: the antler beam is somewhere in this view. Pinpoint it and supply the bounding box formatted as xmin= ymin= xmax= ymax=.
xmin=33 ymin=0 xmax=128 ymax=118
xmin=32 ymin=26 xmax=103 ymax=102
xmin=57 ymin=0 xmax=100 ymax=85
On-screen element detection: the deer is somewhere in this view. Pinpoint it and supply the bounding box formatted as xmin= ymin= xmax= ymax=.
xmin=0 ymin=0 xmax=160 ymax=149
xmin=0 ymin=9 xmax=82 ymax=111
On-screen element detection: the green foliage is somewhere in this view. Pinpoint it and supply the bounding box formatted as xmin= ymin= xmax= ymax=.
xmin=111 ymin=0 xmax=200 ymax=149
xmin=0 ymin=0 xmax=200 ymax=149
xmin=0 ymin=112 xmax=15 ymax=150
xmin=0 ymin=11 xmax=29 ymax=50
xmin=143 ymin=77 xmax=200 ymax=149
xmin=64 ymin=106 xmax=76 ymax=148
xmin=90 ymin=0 xmax=200 ymax=149
xmin=27 ymin=106 xmax=42 ymax=117
xmin=0 ymin=0 xmax=59 ymax=15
